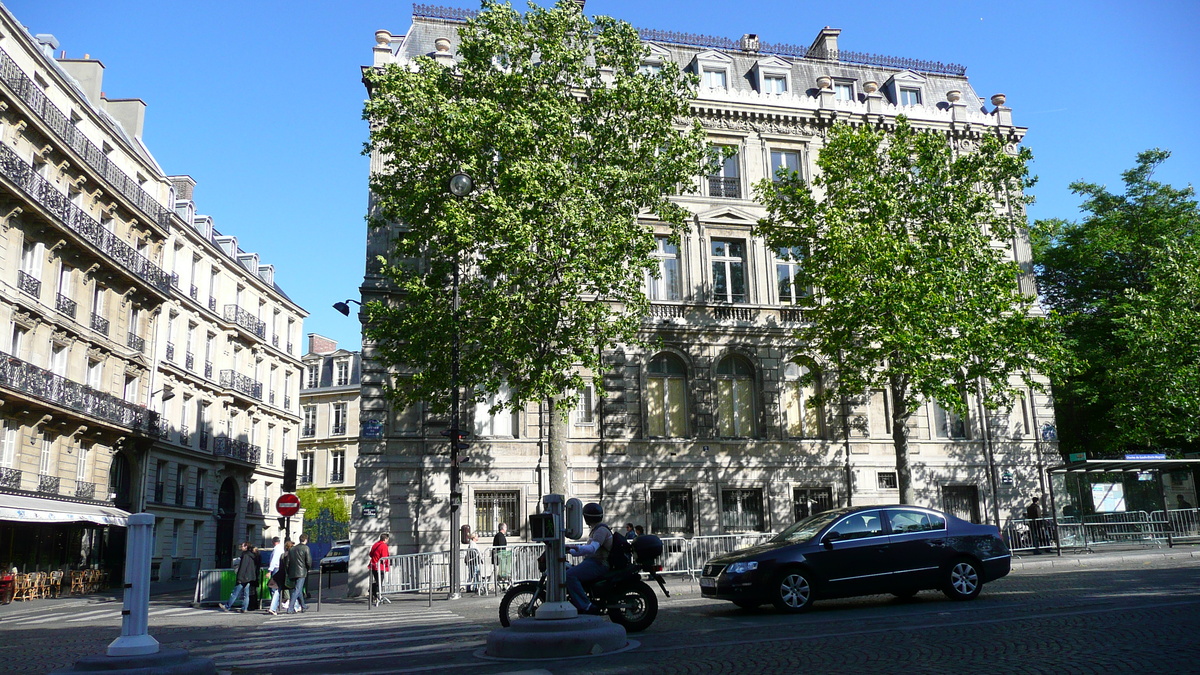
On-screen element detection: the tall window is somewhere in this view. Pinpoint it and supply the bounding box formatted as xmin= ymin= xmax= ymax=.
xmin=474 ymin=385 xmax=517 ymax=437
xmin=575 ymin=382 xmax=595 ymax=426
xmin=834 ymin=80 xmax=854 ymax=101
xmin=899 ymin=87 xmax=922 ymax=106
xmin=76 ymin=445 xmax=90 ymax=483
xmin=38 ymin=433 xmax=52 ymax=475
xmin=9 ymin=326 xmax=26 ymax=360
xmin=782 ymin=362 xmax=822 ymax=438
xmin=721 ymin=488 xmax=765 ymax=532
xmin=50 ymin=344 xmax=68 ymax=378
xmin=302 ymin=406 xmax=316 ymax=437
xmin=702 ymin=68 xmax=727 ymax=90
xmin=300 ymin=452 xmax=314 ymax=483
xmin=775 ymin=247 xmax=808 ymax=305
xmin=1 ymin=421 xmax=17 ymax=468
xmin=650 ymin=489 xmax=693 ymax=535
xmin=716 ymin=355 xmax=755 ymax=438
xmin=769 ymin=150 xmax=801 ymax=182
xmin=335 ymin=360 xmax=350 ymax=386
xmin=646 ymin=353 xmax=687 ymax=438
xmin=646 ymin=236 xmax=681 ymax=301
xmin=305 ymin=363 xmax=319 ymax=388
xmin=763 ymin=74 xmax=787 ymax=94
xmin=707 ymin=148 xmax=740 ymax=198
xmin=330 ymin=450 xmax=345 ymax=483
xmin=196 ymin=469 xmax=208 ymax=509
xmin=475 ymin=491 xmax=519 ymax=537
xmin=331 ymin=403 xmax=347 ymax=435
xmin=933 ymin=401 xmax=967 ymax=439
xmin=711 ymin=239 xmax=747 ymax=303
xmin=868 ymin=390 xmax=891 ymax=438
xmin=20 ymin=240 xmax=42 ymax=279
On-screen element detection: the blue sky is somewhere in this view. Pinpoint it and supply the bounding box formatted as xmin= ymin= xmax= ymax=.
xmin=10 ymin=1 xmax=1198 ymax=350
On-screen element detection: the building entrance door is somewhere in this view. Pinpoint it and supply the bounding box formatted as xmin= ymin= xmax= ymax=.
xmin=942 ymin=485 xmax=981 ymax=524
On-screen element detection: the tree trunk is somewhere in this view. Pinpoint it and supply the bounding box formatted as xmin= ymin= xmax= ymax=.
xmin=890 ymin=380 xmax=916 ymax=505
xmin=546 ymin=394 xmax=570 ymax=497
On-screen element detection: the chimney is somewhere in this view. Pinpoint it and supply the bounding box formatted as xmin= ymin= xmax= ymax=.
xmin=308 ymin=334 xmax=338 ymax=355
xmin=58 ymin=57 xmax=105 ymax=104
xmin=739 ymin=34 xmax=760 ymax=52
xmin=808 ymin=27 xmax=840 ymax=60
xmin=34 ymin=34 xmax=59 ymax=59
xmin=168 ymin=175 xmax=196 ymax=201
xmin=101 ymin=98 xmax=147 ymax=141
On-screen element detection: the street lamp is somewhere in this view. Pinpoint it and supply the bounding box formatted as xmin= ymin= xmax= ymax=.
xmin=333 ymin=299 xmax=362 ymax=316
xmin=445 ymin=171 xmax=473 ymax=600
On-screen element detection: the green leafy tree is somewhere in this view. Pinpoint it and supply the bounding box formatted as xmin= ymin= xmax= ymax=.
xmin=1032 ymin=149 xmax=1200 ymax=456
xmin=296 ymin=486 xmax=350 ymax=544
xmin=755 ymin=118 xmax=1061 ymax=504
xmin=362 ymin=1 xmax=710 ymax=492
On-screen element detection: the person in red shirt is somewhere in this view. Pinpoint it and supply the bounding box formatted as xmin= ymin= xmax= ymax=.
xmin=368 ymin=533 xmax=390 ymax=606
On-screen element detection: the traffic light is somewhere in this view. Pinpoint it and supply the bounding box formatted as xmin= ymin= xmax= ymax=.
xmin=277 ymin=517 xmax=287 ymax=530
xmin=440 ymin=428 xmax=470 ymax=456
xmin=282 ymin=459 xmax=297 ymax=492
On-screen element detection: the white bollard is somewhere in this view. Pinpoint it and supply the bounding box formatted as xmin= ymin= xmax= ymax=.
xmin=107 ymin=513 xmax=160 ymax=657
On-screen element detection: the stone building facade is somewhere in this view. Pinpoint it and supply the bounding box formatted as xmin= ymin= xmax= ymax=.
xmin=0 ymin=4 xmax=305 ymax=575
xmin=298 ymin=334 xmax=360 ymax=511
xmin=357 ymin=5 xmax=1057 ymax=564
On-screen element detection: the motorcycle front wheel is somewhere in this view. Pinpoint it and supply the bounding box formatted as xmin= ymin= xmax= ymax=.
xmin=605 ymin=579 xmax=658 ymax=633
xmin=498 ymin=581 xmax=544 ymax=627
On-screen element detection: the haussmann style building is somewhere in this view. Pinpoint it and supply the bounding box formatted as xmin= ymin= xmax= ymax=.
xmin=0 ymin=2 xmax=306 ymax=577
xmin=354 ymin=4 xmax=1057 ymax=574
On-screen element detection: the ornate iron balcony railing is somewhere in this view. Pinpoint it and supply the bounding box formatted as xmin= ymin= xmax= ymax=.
xmin=189 ymin=284 xmax=198 ymax=301
xmin=56 ymin=293 xmax=77 ymax=318
xmin=301 ymin=425 xmax=315 ymax=438
xmin=166 ymin=343 xmax=175 ymax=361
xmin=329 ymin=471 xmax=345 ymax=484
xmin=223 ymin=305 xmax=266 ymax=338
xmin=0 ymin=350 xmax=151 ymax=431
xmin=127 ymin=332 xmax=146 ymax=353
xmin=332 ymin=423 xmax=347 ymax=436
xmin=38 ymin=474 xmax=60 ymax=495
xmin=213 ymin=436 xmax=260 ymax=464
xmin=152 ymin=482 xmax=164 ymax=503
xmin=175 ymin=486 xmax=185 ymax=505
xmin=0 ymin=467 xmax=104 ymax=501
xmin=287 ymin=342 xmax=294 ymax=355
xmin=185 ymin=352 xmax=194 ymax=371
xmin=219 ymin=369 xmax=263 ymax=400
xmin=708 ymin=176 xmax=741 ymax=199
xmin=0 ymin=467 xmax=19 ymax=490
xmin=179 ymin=424 xmax=190 ymax=446
xmin=207 ymin=297 xmax=216 ymax=312
xmin=272 ymin=335 xmax=279 ymax=348
xmin=284 ymin=395 xmax=292 ymax=410
xmin=299 ymin=476 xmax=313 ymax=486
xmin=91 ymin=313 xmax=109 ymax=336
xmin=269 ymin=391 xmax=275 ymax=405
xmin=0 ymin=46 xmax=174 ymax=229
xmin=204 ymin=361 xmax=213 ymax=378
xmin=199 ymin=429 xmax=210 ymax=451
xmin=194 ymin=490 xmax=205 ymax=509
xmin=265 ymin=449 xmax=275 ymax=466
xmin=0 ymin=143 xmax=172 ymax=291
xmin=17 ymin=270 xmax=40 ymax=298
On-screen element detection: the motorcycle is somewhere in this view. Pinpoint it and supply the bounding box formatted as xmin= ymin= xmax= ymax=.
xmin=498 ymin=536 xmax=669 ymax=633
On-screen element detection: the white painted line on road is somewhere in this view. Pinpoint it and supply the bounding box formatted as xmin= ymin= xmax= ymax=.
xmin=258 ymin=613 xmax=468 ymax=630
xmin=195 ymin=623 xmax=478 ymax=652
xmin=148 ymin=607 xmax=194 ymax=616
xmin=217 ymin=636 xmax=488 ymax=670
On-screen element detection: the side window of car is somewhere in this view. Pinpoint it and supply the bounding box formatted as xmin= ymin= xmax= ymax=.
xmin=888 ymin=509 xmax=947 ymax=533
xmin=828 ymin=511 xmax=884 ymax=540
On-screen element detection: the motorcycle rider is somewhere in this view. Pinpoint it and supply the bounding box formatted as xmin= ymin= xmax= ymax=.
xmin=565 ymin=502 xmax=612 ymax=615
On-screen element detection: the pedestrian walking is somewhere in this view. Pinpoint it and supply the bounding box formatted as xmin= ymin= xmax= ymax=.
xmin=624 ymin=522 xmax=637 ymax=541
xmin=491 ymin=522 xmax=511 ymax=589
xmin=461 ymin=524 xmax=480 ymax=594
xmin=268 ymin=539 xmax=292 ymax=615
xmin=1025 ymin=497 xmax=1043 ymax=554
xmin=219 ymin=542 xmax=258 ymax=612
xmin=369 ymin=533 xmax=390 ymax=606
xmin=264 ymin=536 xmax=283 ymax=615
xmin=287 ymin=533 xmax=312 ymax=614
xmin=634 ymin=525 xmax=645 ymax=538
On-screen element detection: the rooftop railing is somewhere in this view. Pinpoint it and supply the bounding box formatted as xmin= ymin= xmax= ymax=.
xmin=0 ymin=350 xmax=152 ymax=432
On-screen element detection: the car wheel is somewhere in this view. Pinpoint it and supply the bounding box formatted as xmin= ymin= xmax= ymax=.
xmin=770 ymin=568 xmax=814 ymax=613
xmin=732 ymin=599 xmax=762 ymax=610
xmin=942 ymin=558 xmax=982 ymax=601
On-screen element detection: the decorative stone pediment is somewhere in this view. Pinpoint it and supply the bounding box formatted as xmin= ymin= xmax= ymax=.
xmin=695 ymin=205 xmax=760 ymax=224
xmin=643 ymin=43 xmax=671 ymax=64
xmin=885 ymin=70 xmax=927 ymax=87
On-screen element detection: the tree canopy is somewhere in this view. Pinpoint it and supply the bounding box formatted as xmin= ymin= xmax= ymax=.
xmin=755 ymin=118 xmax=1061 ymax=503
xmin=361 ymin=0 xmax=710 ymax=420
xmin=1032 ymin=149 xmax=1200 ymax=456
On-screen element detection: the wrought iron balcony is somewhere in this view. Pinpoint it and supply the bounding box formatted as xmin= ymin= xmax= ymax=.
xmin=301 ymin=425 xmax=315 ymax=438
xmin=0 ymin=143 xmax=172 ymax=292
xmin=0 ymin=46 xmax=174 ymax=231
xmin=213 ymin=436 xmax=260 ymax=464
xmin=266 ymin=449 xmax=275 ymax=466
xmin=38 ymin=474 xmax=60 ymax=495
xmin=0 ymin=468 xmax=100 ymax=501
xmin=171 ymin=273 xmax=179 ymax=289
xmin=299 ymin=476 xmax=313 ymax=486
xmin=332 ymin=423 xmax=347 ymax=436
xmin=179 ymin=424 xmax=190 ymax=446
xmin=194 ymin=490 xmax=205 ymax=509
xmin=175 ymin=485 xmax=185 ymax=505
xmin=127 ymin=332 xmax=146 ymax=353
xmin=0 ymin=350 xmax=152 ymax=431
xmin=284 ymin=395 xmax=292 ymax=410
xmin=91 ymin=313 xmax=110 ymax=336
xmin=56 ymin=293 xmax=77 ymax=318
xmin=329 ymin=471 xmax=344 ymax=484
xmin=76 ymin=481 xmax=95 ymax=500
xmin=287 ymin=342 xmax=294 ymax=355
xmin=269 ymin=391 xmax=275 ymax=405
xmin=272 ymin=335 xmax=279 ymax=348
xmin=17 ymin=270 xmax=40 ymax=298
xmin=204 ymin=361 xmax=213 ymax=378
xmin=223 ymin=305 xmax=267 ymax=339
xmin=708 ymin=176 xmax=742 ymax=199
xmin=190 ymin=284 xmax=198 ymax=301
xmin=219 ymin=369 xmax=263 ymax=400
xmin=208 ymin=297 xmax=216 ymax=312
xmin=199 ymin=429 xmax=210 ymax=451
xmin=152 ymin=482 xmax=164 ymax=503
xmin=0 ymin=467 xmax=19 ymax=490
xmin=166 ymin=343 xmax=175 ymax=361
xmin=185 ymin=352 xmax=194 ymax=371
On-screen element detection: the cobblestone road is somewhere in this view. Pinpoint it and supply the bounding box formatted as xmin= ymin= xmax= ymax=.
xmin=3 ymin=548 xmax=1198 ymax=674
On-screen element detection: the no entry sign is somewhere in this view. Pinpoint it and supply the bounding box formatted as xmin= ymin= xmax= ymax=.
xmin=276 ymin=493 xmax=301 ymax=517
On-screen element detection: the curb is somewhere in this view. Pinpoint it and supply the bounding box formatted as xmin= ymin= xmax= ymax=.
xmin=1011 ymin=546 xmax=1199 ymax=570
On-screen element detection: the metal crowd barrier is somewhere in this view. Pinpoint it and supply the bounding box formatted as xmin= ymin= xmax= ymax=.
xmin=1152 ymin=507 xmax=1200 ymax=540
xmin=1006 ymin=510 xmax=1182 ymax=556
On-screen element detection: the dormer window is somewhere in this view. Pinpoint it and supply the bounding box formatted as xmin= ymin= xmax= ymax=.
xmin=834 ymin=80 xmax=855 ymax=101
xmin=899 ymin=87 xmax=922 ymax=106
xmin=752 ymin=57 xmax=792 ymax=96
xmin=884 ymin=71 xmax=928 ymax=109
xmin=639 ymin=63 xmax=662 ymax=76
xmin=694 ymin=50 xmax=733 ymax=93
xmin=640 ymin=43 xmax=670 ymax=77
xmin=763 ymin=75 xmax=787 ymax=94
xmin=703 ymin=68 xmax=728 ymax=90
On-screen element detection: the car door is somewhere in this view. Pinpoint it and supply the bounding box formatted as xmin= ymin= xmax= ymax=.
xmin=803 ymin=509 xmax=892 ymax=597
xmin=884 ymin=508 xmax=950 ymax=590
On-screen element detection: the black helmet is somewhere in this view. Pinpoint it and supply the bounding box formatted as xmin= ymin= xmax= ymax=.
xmin=583 ymin=502 xmax=604 ymax=526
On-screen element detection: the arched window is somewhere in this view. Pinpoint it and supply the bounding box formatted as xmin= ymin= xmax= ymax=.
xmin=646 ymin=353 xmax=687 ymax=437
xmin=716 ymin=355 xmax=756 ymax=438
xmin=783 ymin=361 xmax=823 ymax=438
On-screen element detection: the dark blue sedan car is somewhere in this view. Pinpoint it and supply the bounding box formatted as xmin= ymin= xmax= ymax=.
xmin=700 ymin=505 xmax=1010 ymax=612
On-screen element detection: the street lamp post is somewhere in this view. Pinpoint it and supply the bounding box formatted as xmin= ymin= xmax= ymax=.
xmin=445 ymin=172 xmax=474 ymax=600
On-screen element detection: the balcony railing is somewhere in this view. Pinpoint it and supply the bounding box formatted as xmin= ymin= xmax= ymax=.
xmin=185 ymin=352 xmax=194 ymax=371
xmin=56 ymin=293 xmax=77 ymax=318
xmin=711 ymin=305 xmax=758 ymax=321
xmin=284 ymin=396 xmax=292 ymax=410
xmin=175 ymin=486 xmax=185 ymax=506
xmin=223 ymin=305 xmax=267 ymax=338
xmin=265 ymin=449 xmax=275 ymax=466
xmin=17 ymin=270 xmax=40 ymax=298
xmin=0 ymin=143 xmax=172 ymax=292
xmin=299 ymin=476 xmax=313 ymax=486
xmin=152 ymin=482 xmax=164 ymax=503
xmin=194 ymin=490 xmax=205 ymax=509
xmin=329 ymin=471 xmax=344 ymax=484
xmin=269 ymin=391 xmax=275 ymax=405
xmin=332 ymin=423 xmax=347 ymax=436
xmin=189 ymin=284 xmax=198 ymax=301
xmin=287 ymin=342 xmax=294 ymax=355
xmin=199 ymin=429 xmax=210 ymax=451
xmin=204 ymin=361 xmax=213 ymax=378
xmin=0 ymin=351 xmax=152 ymax=431
xmin=301 ymin=425 xmax=315 ymax=438
xmin=708 ymin=176 xmax=742 ymax=199
xmin=166 ymin=343 xmax=175 ymax=361
xmin=0 ymin=467 xmax=104 ymax=501
xmin=213 ymin=436 xmax=260 ymax=464
xmin=127 ymin=332 xmax=146 ymax=353
xmin=91 ymin=313 xmax=110 ymax=336
xmin=179 ymin=425 xmax=190 ymax=446
xmin=0 ymin=46 xmax=173 ymax=231
xmin=219 ymin=370 xmax=263 ymax=400
xmin=207 ymin=297 xmax=216 ymax=312
xmin=272 ymin=335 xmax=279 ymax=348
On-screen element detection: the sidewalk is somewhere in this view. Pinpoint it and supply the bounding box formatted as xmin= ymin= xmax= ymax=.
xmin=1009 ymin=541 xmax=1200 ymax=570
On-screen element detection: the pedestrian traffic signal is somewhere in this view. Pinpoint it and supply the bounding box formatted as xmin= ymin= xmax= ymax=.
xmin=440 ymin=428 xmax=470 ymax=451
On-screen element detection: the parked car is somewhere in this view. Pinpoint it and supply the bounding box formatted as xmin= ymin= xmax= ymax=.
xmin=700 ymin=505 xmax=1010 ymax=612
xmin=320 ymin=543 xmax=350 ymax=573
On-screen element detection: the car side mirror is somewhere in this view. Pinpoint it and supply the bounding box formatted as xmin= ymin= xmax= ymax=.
xmin=822 ymin=532 xmax=841 ymax=548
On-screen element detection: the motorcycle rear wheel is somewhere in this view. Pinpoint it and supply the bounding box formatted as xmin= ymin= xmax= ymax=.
xmin=605 ymin=579 xmax=658 ymax=633
xmin=499 ymin=581 xmax=544 ymax=627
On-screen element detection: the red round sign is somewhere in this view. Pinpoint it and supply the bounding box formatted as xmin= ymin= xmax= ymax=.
xmin=276 ymin=493 xmax=301 ymax=517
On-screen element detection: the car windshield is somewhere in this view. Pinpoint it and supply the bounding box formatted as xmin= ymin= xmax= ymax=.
xmin=326 ymin=546 xmax=349 ymax=558
xmin=771 ymin=509 xmax=845 ymax=543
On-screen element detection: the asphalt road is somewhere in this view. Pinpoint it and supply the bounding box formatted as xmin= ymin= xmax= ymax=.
xmin=4 ymin=550 xmax=1200 ymax=674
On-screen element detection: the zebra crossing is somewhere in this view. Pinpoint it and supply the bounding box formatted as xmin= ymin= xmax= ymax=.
xmin=8 ymin=604 xmax=198 ymax=626
xmin=188 ymin=605 xmax=488 ymax=671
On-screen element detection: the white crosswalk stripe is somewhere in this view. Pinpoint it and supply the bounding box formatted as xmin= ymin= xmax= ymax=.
xmin=193 ymin=606 xmax=486 ymax=669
